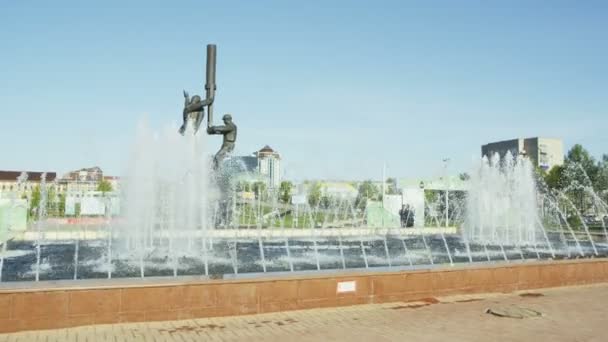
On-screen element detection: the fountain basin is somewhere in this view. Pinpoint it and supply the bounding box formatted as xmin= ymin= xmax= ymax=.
xmin=11 ymin=227 xmax=458 ymax=241
xmin=0 ymin=258 xmax=606 ymax=333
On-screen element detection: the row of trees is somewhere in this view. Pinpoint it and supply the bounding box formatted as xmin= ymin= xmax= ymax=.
xmin=541 ymin=144 xmax=608 ymax=216
xmin=543 ymin=144 xmax=608 ymax=192
xmin=235 ymin=180 xmax=294 ymax=204
xmin=305 ymin=180 xmax=383 ymax=210
xmin=235 ymin=179 xmax=382 ymax=209
xmin=236 ymin=179 xmax=383 ymax=210
xmin=24 ymin=180 xmax=114 ymax=219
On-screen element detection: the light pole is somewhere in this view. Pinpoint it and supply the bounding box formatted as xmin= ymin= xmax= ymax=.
xmin=419 ymin=181 xmax=425 ymax=228
xmin=443 ymin=158 xmax=450 ymax=228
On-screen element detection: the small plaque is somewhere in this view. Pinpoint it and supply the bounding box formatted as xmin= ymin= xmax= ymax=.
xmin=337 ymin=281 xmax=356 ymax=293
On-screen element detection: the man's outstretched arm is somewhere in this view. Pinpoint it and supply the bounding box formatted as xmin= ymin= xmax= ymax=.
xmin=184 ymin=96 xmax=213 ymax=114
xmin=207 ymin=125 xmax=232 ymax=134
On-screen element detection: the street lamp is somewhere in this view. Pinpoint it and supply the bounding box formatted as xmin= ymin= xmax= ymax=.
xmin=418 ymin=181 xmax=425 ymax=229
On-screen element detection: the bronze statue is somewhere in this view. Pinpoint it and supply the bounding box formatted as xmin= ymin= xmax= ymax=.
xmin=179 ymin=90 xmax=212 ymax=135
xmin=207 ymin=114 xmax=237 ymax=169
xmin=180 ymin=44 xmax=238 ymax=171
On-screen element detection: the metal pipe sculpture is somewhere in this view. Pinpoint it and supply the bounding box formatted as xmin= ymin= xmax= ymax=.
xmin=180 ymin=44 xmax=237 ymax=170
xmin=205 ymin=44 xmax=216 ymax=129
xmin=180 ymin=44 xmax=216 ymax=135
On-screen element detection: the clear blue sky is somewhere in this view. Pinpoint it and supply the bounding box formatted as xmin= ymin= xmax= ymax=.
xmin=1 ymin=0 xmax=606 ymax=180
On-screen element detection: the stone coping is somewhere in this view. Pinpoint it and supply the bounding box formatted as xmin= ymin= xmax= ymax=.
xmin=0 ymin=258 xmax=602 ymax=293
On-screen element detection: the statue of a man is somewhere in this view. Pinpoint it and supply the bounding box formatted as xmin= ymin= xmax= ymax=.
xmin=179 ymin=90 xmax=213 ymax=135
xmin=207 ymin=114 xmax=237 ymax=169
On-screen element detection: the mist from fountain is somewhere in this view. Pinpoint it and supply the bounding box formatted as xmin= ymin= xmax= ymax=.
xmin=34 ymin=172 xmax=47 ymax=281
xmin=464 ymin=152 xmax=544 ymax=246
xmin=5 ymin=136 xmax=608 ymax=282
xmin=118 ymin=118 xmax=214 ymax=275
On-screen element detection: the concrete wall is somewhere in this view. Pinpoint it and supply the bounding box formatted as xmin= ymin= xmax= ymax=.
xmin=536 ymin=137 xmax=564 ymax=171
xmin=0 ymin=259 xmax=607 ymax=333
xmin=522 ymin=137 xmax=564 ymax=171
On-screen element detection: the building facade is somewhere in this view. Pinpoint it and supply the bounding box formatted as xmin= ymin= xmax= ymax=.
xmin=0 ymin=171 xmax=58 ymax=197
xmin=252 ymin=146 xmax=282 ymax=188
xmin=230 ymin=146 xmax=283 ymax=188
xmin=481 ymin=137 xmax=564 ymax=171
xmin=256 ymin=146 xmax=281 ymax=188
xmin=59 ymin=166 xmax=104 ymax=194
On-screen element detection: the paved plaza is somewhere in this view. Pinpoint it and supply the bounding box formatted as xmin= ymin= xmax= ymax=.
xmin=1 ymin=283 xmax=606 ymax=341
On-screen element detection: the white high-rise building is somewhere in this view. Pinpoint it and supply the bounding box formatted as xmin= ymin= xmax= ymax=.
xmin=255 ymin=145 xmax=281 ymax=188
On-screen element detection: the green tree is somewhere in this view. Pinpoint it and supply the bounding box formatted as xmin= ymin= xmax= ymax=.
xmin=320 ymin=194 xmax=333 ymax=209
xmin=544 ymin=146 xmax=608 ymax=198
xmin=252 ymin=181 xmax=267 ymax=200
xmin=544 ymin=165 xmax=565 ymax=190
xmin=235 ymin=181 xmax=252 ymax=192
xmin=558 ymin=145 xmax=602 ymax=213
xmin=279 ymin=181 xmax=293 ymax=204
xmin=566 ymin=144 xmax=597 ymax=176
xmin=46 ymin=185 xmax=57 ymax=216
xmin=97 ymin=179 xmax=113 ymax=193
xmin=425 ymin=189 xmax=439 ymax=204
xmin=565 ymin=144 xmax=600 ymax=188
xmin=58 ymin=193 xmax=66 ymax=217
xmin=562 ymin=162 xmax=593 ymax=212
xmin=307 ymin=182 xmax=322 ymax=207
xmin=595 ymin=154 xmax=608 ymax=193
xmin=355 ymin=180 xmax=380 ymax=209
xmin=29 ymin=186 xmax=41 ymax=219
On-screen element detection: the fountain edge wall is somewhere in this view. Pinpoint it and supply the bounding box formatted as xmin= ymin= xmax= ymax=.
xmin=1 ymin=258 xmax=607 ymax=333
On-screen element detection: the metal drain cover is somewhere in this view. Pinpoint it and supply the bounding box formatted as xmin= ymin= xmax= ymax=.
xmin=486 ymin=306 xmax=543 ymax=319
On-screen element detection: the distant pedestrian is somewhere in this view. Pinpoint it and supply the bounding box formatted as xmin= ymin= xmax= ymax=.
xmin=399 ymin=205 xmax=415 ymax=228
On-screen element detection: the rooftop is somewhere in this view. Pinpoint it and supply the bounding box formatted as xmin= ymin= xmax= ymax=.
xmin=255 ymin=145 xmax=281 ymax=159
xmin=258 ymin=145 xmax=274 ymax=153
xmin=0 ymin=170 xmax=57 ymax=182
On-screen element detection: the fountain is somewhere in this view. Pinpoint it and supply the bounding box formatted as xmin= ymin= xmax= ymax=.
xmin=464 ymin=152 xmax=543 ymax=246
xmin=1 ymin=44 xmax=608 ymax=334
xmin=2 ymin=106 xmax=608 ymax=281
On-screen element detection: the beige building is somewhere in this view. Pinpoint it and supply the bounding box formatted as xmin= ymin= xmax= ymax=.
xmin=482 ymin=137 xmax=564 ymax=171
xmin=0 ymin=171 xmax=59 ymax=197
xmin=255 ymin=146 xmax=282 ymax=189
xmin=59 ymin=166 xmax=104 ymax=194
